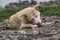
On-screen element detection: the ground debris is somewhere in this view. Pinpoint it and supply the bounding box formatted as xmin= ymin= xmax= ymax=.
xmin=0 ymin=16 xmax=60 ymax=40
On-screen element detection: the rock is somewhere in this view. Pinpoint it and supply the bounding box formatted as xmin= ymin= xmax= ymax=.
xmin=36 ymin=38 xmax=42 ymax=40
xmin=58 ymin=38 xmax=60 ymax=40
xmin=47 ymin=37 xmax=56 ymax=40
xmin=33 ymin=30 xmax=39 ymax=35
xmin=49 ymin=30 xmax=58 ymax=34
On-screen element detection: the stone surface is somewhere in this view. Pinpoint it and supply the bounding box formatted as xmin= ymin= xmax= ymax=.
xmin=0 ymin=16 xmax=60 ymax=40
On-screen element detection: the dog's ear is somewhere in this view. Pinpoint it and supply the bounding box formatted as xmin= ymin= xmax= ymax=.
xmin=33 ymin=4 xmax=40 ymax=10
xmin=23 ymin=15 xmax=28 ymax=20
xmin=20 ymin=14 xmax=27 ymax=18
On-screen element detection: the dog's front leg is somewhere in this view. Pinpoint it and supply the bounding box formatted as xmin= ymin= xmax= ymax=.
xmin=20 ymin=24 xmax=38 ymax=29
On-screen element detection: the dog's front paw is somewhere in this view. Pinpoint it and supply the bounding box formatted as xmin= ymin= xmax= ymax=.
xmin=31 ymin=25 xmax=38 ymax=29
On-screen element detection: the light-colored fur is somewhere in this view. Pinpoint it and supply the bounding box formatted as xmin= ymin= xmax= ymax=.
xmin=9 ymin=5 xmax=42 ymax=30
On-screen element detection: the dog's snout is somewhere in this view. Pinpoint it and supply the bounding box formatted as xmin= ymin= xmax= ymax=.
xmin=37 ymin=22 xmax=42 ymax=27
xmin=37 ymin=22 xmax=40 ymax=25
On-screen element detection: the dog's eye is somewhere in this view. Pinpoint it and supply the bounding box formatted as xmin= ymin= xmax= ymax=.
xmin=32 ymin=19 xmax=34 ymax=21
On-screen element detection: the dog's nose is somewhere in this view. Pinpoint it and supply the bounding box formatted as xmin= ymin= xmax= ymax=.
xmin=37 ymin=22 xmax=42 ymax=27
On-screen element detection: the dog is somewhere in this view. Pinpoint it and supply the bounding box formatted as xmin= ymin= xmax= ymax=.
xmin=9 ymin=4 xmax=42 ymax=30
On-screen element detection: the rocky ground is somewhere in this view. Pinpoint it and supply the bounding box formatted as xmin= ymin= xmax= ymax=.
xmin=0 ymin=16 xmax=60 ymax=40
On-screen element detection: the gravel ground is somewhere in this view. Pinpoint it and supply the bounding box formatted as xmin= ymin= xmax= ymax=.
xmin=0 ymin=16 xmax=60 ymax=40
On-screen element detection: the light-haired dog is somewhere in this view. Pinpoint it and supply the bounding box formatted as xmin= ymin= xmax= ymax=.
xmin=9 ymin=4 xmax=42 ymax=30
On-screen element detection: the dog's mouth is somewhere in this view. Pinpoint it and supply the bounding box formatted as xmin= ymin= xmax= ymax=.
xmin=29 ymin=21 xmax=42 ymax=27
xmin=36 ymin=23 xmax=42 ymax=27
xmin=28 ymin=21 xmax=42 ymax=27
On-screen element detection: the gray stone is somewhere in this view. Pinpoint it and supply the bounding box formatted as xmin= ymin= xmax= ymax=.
xmin=33 ymin=30 xmax=39 ymax=35
xmin=0 ymin=16 xmax=60 ymax=40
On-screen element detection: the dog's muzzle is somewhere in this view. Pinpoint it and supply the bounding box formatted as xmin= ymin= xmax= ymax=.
xmin=33 ymin=22 xmax=42 ymax=27
xmin=36 ymin=23 xmax=42 ymax=27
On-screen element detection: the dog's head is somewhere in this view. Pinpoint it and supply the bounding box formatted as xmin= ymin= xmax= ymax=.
xmin=25 ymin=9 xmax=42 ymax=27
xmin=20 ymin=5 xmax=42 ymax=27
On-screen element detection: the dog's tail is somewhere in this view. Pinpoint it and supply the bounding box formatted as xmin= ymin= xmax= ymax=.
xmin=33 ymin=4 xmax=40 ymax=10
